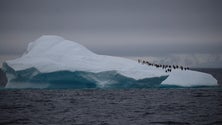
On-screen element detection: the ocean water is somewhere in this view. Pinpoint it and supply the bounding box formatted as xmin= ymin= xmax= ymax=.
xmin=1 ymin=68 xmax=222 ymax=125
xmin=0 ymin=88 xmax=222 ymax=125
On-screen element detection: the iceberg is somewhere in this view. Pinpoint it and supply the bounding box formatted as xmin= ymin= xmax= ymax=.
xmin=161 ymin=70 xmax=217 ymax=87
xmin=2 ymin=35 xmax=217 ymax=88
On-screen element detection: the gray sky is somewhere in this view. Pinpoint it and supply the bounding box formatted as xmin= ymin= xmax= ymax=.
xmin=0 ymin=0 xmax=222 ymax=67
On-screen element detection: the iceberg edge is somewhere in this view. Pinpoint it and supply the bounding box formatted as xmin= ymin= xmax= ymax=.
xmin=2 ymin=35 xmax=218 ymax=88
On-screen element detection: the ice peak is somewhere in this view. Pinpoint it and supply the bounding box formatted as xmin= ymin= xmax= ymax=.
xmin=37 ymin=35 xmax=64 ymax=41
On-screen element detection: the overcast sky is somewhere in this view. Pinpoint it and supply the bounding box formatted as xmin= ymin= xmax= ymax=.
xmin=0 ymin=0 xmax=222 ymax=67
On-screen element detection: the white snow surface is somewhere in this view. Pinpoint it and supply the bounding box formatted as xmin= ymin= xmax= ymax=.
xmin=5 ymin=35 xmax=217 ymax=87
xmin=161 ymin=70 xmax=217 ymax=87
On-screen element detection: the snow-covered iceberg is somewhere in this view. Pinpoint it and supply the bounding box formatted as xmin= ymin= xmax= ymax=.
xmin=2 ymin=35 xmax=217 ymax=88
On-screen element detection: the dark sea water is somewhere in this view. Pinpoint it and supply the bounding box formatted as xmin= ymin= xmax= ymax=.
xmin=0 ymin=88 xmax=222 ymax=125
xmin=1 ymin=68 xmax=222 ymax=125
